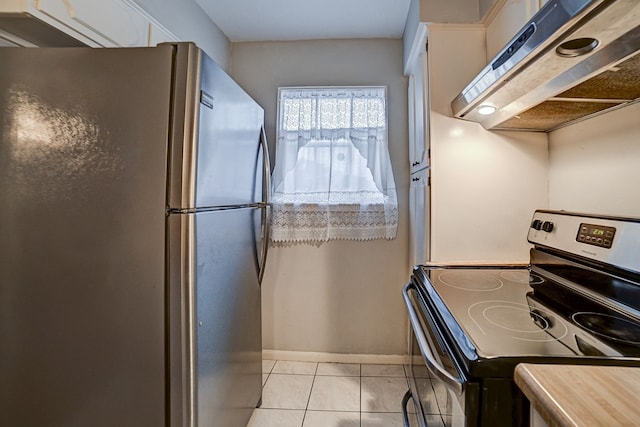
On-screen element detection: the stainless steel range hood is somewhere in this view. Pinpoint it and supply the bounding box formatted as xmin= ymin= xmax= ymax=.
xmin=451 ymin=0 xmax=640 ymax=132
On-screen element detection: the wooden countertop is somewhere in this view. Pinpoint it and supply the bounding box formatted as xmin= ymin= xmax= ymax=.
xmin=515 ymin=363 xmax=640 ymax=427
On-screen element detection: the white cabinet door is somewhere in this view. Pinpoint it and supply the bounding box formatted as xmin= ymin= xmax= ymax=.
xmin=37 ymin=0 xmax=148 ymax=47
xmin=409 ymin=168 xmax=430 ymax=267
xmin=407 ymin=24 xmax=431 ymax=267
xmin=408 ymin=47 xmax=430 ymax=174
xmin=408 ymin=73 xmax=417 ymax=171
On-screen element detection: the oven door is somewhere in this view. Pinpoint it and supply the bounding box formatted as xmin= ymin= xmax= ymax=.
xmin=403 ymin=282 xmax=480 ymax=427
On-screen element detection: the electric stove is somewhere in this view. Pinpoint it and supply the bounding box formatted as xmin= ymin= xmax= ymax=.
xmin=402 ymin=210 xmax=640 ymax=427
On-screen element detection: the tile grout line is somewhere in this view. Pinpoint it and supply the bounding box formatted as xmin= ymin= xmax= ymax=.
xmin=257 ymin=361 xmax=421 ymax=426
xmin=359 ymin=363 xmax=362 ymax=427
xmin=300 ymin=361 xmax=319 ymax=427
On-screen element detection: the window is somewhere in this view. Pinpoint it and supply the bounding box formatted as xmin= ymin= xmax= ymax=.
xmin=270 ymin=87 xmax=398 ymax=242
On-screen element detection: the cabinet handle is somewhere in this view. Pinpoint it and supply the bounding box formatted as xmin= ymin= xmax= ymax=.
xmin=412 ymin=177 xmax=420 ymax=182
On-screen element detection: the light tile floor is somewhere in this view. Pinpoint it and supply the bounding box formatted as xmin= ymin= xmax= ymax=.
xmin=248 ymin=360 xmax=423 ymax=427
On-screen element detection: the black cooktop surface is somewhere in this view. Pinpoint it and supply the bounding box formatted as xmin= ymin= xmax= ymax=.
xmin=415 ymin=264 xmax=640 ymax=376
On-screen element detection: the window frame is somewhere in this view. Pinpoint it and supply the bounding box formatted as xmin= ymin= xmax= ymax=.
xmin=271 ymin=85 xmax=397 ymax=243
xmin=274 ymin=85 xmax=389 ymax=203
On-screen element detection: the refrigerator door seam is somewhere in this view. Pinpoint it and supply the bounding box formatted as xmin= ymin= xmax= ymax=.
xmin=168 ymin=203 xmax=267 ymax=215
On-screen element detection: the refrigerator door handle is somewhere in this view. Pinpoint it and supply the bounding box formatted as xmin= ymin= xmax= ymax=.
xmin=261 ymin=125 xmax=271 ymax=206
xmin=258 ymin=204 xmax=271 ymax=285
xmin=258 ymin=126 xmax=271 ymax=285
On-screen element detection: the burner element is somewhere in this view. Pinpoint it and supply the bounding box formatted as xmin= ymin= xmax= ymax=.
xmin=468 ymin=300 xmax=567 ymax=343
xmin=438 ymin=271 xmax=503 ymax=291
xmin=500 ymin=271 xmax=544 ymax=285
xmin=572 ymin=312 xmax=640 ymax=345
xmin=484 ymin=305 xmax=549 ymax=334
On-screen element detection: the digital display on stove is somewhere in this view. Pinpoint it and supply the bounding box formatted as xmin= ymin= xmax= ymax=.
xmin=576 ymin=223 xmax=616 ymax=249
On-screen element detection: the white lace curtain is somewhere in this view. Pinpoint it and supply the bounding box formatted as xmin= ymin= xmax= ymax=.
xmin=271 ymin=87 xmax=398 ymax=242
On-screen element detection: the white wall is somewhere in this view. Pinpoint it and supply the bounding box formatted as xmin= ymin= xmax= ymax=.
xmin=230 ymin=39 xmax=410 ymax=356
xmin=130 ymin=0 xmax=231 ymax=70
xmin=427 ymin=24 xmax=548 ymax=264
xmin=548 ymin=103 xmax=640 ymax=217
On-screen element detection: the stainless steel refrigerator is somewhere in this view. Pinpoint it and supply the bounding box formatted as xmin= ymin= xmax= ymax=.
xmin=0 ymin=42 xmax=270 ymax=427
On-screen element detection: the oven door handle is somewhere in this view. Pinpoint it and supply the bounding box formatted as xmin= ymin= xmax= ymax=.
xmin=403 ymin=282 xmax=464 ymax=395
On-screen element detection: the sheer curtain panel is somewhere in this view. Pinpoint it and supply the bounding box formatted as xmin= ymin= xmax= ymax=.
xmin=271 ymin=87 xmax=398 ymax=242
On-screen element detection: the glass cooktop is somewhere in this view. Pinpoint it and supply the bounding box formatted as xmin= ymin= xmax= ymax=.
xmin=414 ymin=264 xmax=640 ymax=376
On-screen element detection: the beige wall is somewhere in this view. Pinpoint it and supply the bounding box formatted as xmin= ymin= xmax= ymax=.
xmin=548 ymin=103 xmax=640 ymax=217
xmin=230 ymin=39 xmax=410 ymax=356
xmin=420 ymin=0 xmax=481 ymax=23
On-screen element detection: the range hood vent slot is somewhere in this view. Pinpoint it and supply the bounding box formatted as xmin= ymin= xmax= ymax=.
xmin=451 ymin=0 xmax=640 ymax=132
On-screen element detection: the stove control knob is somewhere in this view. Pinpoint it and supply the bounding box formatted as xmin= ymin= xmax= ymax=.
xmin=530 ymin=309 xmax=552 ymax=329
xmin=531 ymin=219 xmax=542 ymax=230
xmin=542 ymin=221 xmax=554 ymax=233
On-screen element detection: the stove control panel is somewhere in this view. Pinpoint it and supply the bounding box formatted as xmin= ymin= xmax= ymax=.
xmin=527 ymin=210 xmax=640 ymax=274
xmin=577 ymin=223 xmax=616 ymax=248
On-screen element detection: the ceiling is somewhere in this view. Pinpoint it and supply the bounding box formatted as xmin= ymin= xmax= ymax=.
xmin=195 ymin=0 xmax=413 ymax=42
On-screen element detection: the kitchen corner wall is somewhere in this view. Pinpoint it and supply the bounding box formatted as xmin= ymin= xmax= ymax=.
xmin=548 ymin=103 xmax=640 ymax=216
xmin=230 ymin=39 xmax=410 ymax=356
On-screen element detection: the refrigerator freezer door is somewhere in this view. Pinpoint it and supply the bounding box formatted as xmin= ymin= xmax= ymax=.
xmin=0 ymin=46 xmax=174 ymax=426
xmin=167 ymin=207 xmax=263 ymax=427
xmin=167 ymin=44 xmax=265 ymax=210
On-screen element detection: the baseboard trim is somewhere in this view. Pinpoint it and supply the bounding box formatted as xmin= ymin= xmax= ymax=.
xmin=262 ymin=350 xmax=411 ymax=365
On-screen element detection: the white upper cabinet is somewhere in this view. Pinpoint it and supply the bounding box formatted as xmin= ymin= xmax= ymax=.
xmin=37 ymin=0 xmax=148 ymax=47
xmin=121 ymin=0 xmax=179 ymax=47
xmin=405 ymin=22 xmax=432 ymax=265
xmin=407 ymin=26 xmax=430 ymax=173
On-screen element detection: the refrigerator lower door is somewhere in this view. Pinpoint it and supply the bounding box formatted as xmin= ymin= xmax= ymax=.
xmin=0 ymin=194 xmax=167 ymax=427
xmin=168 ymin=207 xmax=262 ymax=427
